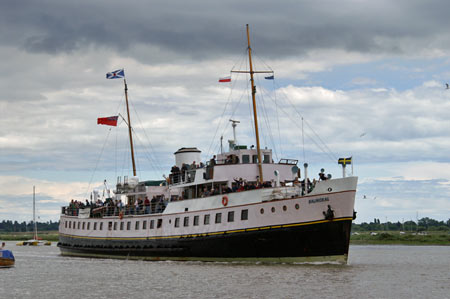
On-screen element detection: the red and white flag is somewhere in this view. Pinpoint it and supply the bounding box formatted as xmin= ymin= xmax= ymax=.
xmin=218 ymin=76 xmax=231 ymax=83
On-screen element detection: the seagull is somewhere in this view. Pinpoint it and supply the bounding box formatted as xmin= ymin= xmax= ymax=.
xmin=360 ymin=132 xmax=366 ymax=137
xmin=363 ymin=195 xmax=367 ymax=199
xmin=446 ymin=83 xmax=449 ymax=89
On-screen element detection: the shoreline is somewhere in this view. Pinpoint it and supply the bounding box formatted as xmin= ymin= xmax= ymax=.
xmin=1 ymin=231 xmax=449 ymax=246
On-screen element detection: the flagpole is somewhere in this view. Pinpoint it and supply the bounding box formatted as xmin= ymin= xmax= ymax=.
xmin=246 ymin=24 xmax=264 ymax=184
xmin=124 ymin=79 xmax=137 ymax=177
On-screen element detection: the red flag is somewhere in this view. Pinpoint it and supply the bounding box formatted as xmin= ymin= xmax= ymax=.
xmin=219 ymin=76 xmax=231 ymax=83
xmin=97 ymin=116 xmax=118 ymax=126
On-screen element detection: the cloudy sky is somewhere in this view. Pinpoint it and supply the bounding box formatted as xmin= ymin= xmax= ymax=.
xmin=1 ymin=0 xmax=450 ymax=224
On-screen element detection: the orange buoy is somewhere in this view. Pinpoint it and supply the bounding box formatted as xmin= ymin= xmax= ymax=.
xmin=222 ymin=195 xmax=228 ymax=206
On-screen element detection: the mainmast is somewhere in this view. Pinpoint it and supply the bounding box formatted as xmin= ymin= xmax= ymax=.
xmin=124 ymin=79 xmax=137 ymax=177
xmin=245 ymin=24 xmax=264 ymax=184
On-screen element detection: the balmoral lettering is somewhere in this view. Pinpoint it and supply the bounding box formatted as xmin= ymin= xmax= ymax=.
xmin=308 ymin=197 xmax=329 ymax=204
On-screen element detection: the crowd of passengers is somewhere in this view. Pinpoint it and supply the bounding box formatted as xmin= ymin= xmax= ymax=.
xmin=65 ymin=196 xmax=167 ymax=217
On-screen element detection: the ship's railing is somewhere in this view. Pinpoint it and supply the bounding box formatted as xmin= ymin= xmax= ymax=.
xmin=61 ymin=201 xmax=167 ymax=218
xmin=278 ymin=158 xmax=298 ymax=165
xmin=168 ymin=169 xmax=197 ymax=186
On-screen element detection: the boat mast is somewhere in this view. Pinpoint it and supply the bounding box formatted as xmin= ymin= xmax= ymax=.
xmin=33 ymin=185 xmax=37 ymax=240
xmin=123 ymin=79 xmax=137 ymax=177
xmin=246 ymin=24 xmax=264 ymax=184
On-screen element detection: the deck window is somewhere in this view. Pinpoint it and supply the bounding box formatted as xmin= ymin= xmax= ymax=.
xmin=215 ymin=213 xmax=222 ymax=224
xmin=100 ymin=222 xmax=103 ymax=230
xmin=82 ymin=222 xmax=85 ymax=230
xmin=228 ymin=211 xmax=234 ymax=222
xmin=108 ymin=222 xmax=112 ymax=231
xmin=68 ymin=221 xmax=71 ymax=229
xmin=263 ymin=154 xmax=270 ymax=163
xmin=242 ymin=155 xmax=250 ymax=164
xmin=65 ymin=221 xmax=67 ymax=228
xmin=143 ymin=220 xmax=147 ymax=230
xmin=157 ymin=219 xmax=162 ymax=228
xmin=204 ymin=214 xmax=210 ymax=225
xmin=252 ymin=155 xmax=258 ymax=163
xmin=135 ymin=221 xmax=140 ymax=230
xmin=87 ymin=222 xmax=90 ymax=230
xmin=184 ymin=217 xmax=189 ymax=227
xmin=120 ymin=222 xmax=124 ymax=230
xmin=175 ymin=217 xmax=180 ymax=228
xmin=193 ymin=215 xmax=199 ymax=226
xmin=241 ymin=209 xmax=248 ymax=220
xmin=150 ymin=220 xmax=154 ymax=229
xmin=93 ymin=222 xmax=97 ymax=230
xmin=113 ymin=222 xmax=117 ymax=230
xmin=77 ymin=222 xmax=80 ymax=230
xmin=127 ymin=221 xmax=131 ymax=230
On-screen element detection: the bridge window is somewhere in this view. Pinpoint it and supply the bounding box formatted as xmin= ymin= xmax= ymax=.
xmin=175 ymin=217 xmax=180 ymax=228
xmin=204 ymin=214 xmax=210 ymax=225
xmin=184 ymin=217 xmax=189 ymax=227
xmin=242 ymin=155 xmax=250 ymax=164
xmin=194 ymin=215 xmax=199 ymax=226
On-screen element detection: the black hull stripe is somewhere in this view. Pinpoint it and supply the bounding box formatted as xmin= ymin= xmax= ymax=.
xmin=60 ymin=216 xmax=353 ymax=241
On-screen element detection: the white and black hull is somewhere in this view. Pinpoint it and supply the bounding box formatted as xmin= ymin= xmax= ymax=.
xmin=58 ymin=177 xmax=357 ymax=263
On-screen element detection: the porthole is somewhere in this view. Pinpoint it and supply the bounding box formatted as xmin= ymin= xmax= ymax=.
xmin=260 ymin=208 xmax=264 ymax=214
xmin=283 ymin=205 xmax=287 ymax=211
xmin=295 ymin=203 xmax=300 ymax=210
xmin=271 ymin=207 xmax=275 ymax=213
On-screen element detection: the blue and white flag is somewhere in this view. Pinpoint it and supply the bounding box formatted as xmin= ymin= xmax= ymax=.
xmin=106 ymin=69 xmax=125 ymax=79
xmin=264 ymin=75 xmax=274 ymax=80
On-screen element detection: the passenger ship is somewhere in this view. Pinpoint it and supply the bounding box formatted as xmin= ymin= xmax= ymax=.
xmin=58 ymin=25 xmax=358 ymax=263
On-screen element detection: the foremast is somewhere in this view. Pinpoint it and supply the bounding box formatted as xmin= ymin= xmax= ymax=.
xmin=123 ymin=79 xmax=137 ymax=176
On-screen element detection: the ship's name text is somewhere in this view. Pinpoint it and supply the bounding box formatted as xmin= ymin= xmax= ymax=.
xmin=308 ymin=197 xmax=329 ymax=204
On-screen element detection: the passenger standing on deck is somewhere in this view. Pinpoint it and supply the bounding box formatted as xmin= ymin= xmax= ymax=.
xmin=144 ymin=196 xmax=150 ymax=214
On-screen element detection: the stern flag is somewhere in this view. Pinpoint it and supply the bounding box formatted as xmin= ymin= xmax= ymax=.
xmin=106 ymin=69 xmax=125 ymax=79
xmin=97 ymin=116 xmax=119 ymax=126
xmin=265 ymin=75 xmax=274 ymax=80
xmin=219 ymin=76 xmax=231 ymax=83
xmin=338 ymin=157 xmax=352 ymax=166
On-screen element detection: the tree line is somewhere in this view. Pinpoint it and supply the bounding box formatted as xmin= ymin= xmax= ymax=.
xmin=0 ymin=220 xmax=59 ymax=232
xmin=353 ymin=217 xmax=450 ymax=232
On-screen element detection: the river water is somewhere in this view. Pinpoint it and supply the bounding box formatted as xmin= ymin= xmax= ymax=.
xmin=1 ymin=242 xmax=449 ymax=299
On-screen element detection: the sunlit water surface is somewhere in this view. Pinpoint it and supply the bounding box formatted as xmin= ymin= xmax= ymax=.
xmin=1 ymin=242 xmax=449 ymax=299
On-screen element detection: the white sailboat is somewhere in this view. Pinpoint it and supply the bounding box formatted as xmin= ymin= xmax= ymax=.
xmin=16 ymin=186 xmax=51 ymax=246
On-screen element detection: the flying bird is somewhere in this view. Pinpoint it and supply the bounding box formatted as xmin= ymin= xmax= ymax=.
xmin=446 ymin=83 xmax=449 ymax=89
xmin=360 ymin=132 xmax=366 ymax=137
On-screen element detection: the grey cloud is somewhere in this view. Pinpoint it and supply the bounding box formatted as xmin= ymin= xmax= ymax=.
xmin=3 ymin=0 xmax=450 ymax=61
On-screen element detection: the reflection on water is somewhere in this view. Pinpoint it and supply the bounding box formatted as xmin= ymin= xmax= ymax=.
xmin=1 ymin=242 xmax=449 ymax=299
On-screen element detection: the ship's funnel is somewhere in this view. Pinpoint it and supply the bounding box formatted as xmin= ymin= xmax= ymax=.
xmin=174 ymin=147 xmax=202 ymax=168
